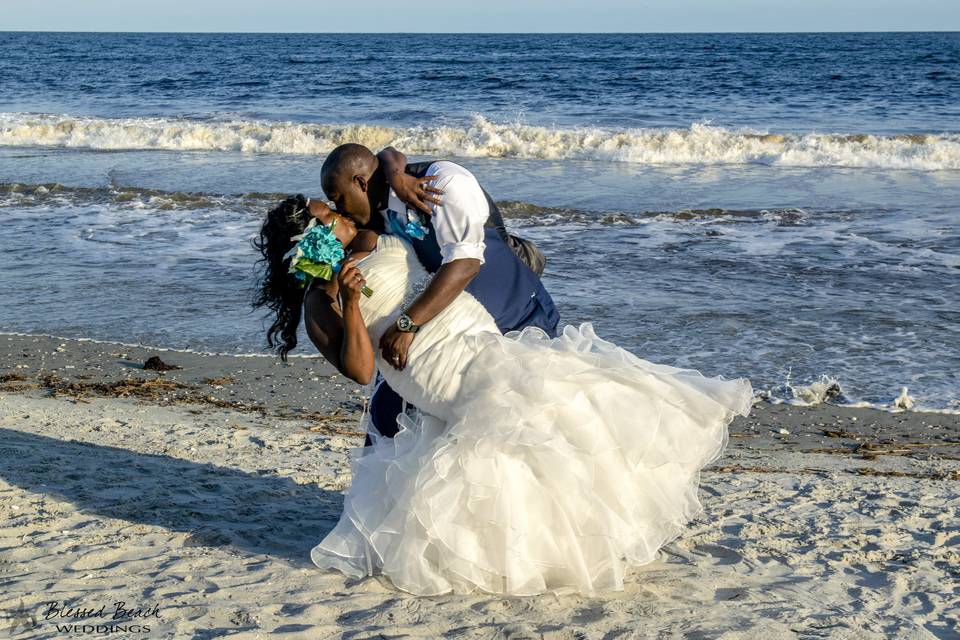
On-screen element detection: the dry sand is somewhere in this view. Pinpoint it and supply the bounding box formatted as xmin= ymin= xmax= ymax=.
xmin=0 ymin=334 xmax=957 ymax=639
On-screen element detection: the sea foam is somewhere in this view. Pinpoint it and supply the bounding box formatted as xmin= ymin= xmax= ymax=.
xmin=2 ymin=113 xmax=959 ymax=171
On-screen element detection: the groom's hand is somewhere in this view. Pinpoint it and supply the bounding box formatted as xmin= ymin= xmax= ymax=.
xmin=380 ymin=325 xmax=415 ymax=371
xmin=392 ymin=172 xmax=443 ymax=216
xmin=378 ymin=146 xmax=444 ymax=216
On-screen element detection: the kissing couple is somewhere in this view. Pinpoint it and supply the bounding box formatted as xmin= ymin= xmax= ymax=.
xmin=254 ymin=144 xmax=753 ymax=596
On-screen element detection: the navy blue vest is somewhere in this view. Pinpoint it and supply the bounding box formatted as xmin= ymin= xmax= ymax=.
xmin=407 ymin=217 xmax=559 ymax=337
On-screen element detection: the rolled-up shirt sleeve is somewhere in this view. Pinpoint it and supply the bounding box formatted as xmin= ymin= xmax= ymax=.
xmin=428 ymin=172 xmax=489 ymax=265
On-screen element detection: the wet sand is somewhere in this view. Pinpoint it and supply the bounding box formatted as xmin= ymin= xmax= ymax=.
xmin=1 ymin=333 xmax=957 ymax=638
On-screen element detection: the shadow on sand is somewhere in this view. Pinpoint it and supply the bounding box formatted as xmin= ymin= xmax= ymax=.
xmin=0 ymin=427 xmax=343 ymax=566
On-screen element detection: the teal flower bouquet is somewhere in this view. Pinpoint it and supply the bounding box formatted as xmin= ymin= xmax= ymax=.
xmin=284 ymin=218 xmax=373 ymax=297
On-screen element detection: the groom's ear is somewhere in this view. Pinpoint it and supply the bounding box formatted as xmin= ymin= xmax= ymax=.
xmin=354 ymin=174 xmax=368 ymax=193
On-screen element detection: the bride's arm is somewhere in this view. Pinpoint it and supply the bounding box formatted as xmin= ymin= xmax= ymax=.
xmin=338 ymin=259 xmax=375 ymax=384
xmin=304 ymin=260 xmax=375 ymax=385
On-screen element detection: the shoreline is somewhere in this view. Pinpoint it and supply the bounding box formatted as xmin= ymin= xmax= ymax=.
xmin=3 ymin=330 xmax=955 ymax=416
xmin=1 ymin=332 xmax=958 ymax=637
xmin=0 ymin=333 xmax=362 ymax=427
xmin=3 ymin=332 xmax=959 ymax=465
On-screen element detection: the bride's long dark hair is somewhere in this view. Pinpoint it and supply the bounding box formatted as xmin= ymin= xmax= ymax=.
xmin=253 ymin=194 xmax=312 ymax=361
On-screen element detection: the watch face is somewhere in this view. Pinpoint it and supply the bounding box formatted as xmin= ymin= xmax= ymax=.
xmin=397 ymin=315 xmax=412 ymax=331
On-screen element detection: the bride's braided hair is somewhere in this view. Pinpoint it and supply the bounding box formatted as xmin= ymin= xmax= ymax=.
xmin=253 ymin=194 xmax=312 ymax=361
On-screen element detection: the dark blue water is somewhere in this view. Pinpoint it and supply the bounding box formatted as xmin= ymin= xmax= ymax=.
xmin=1 ymin=32 xmax=958 ymax=132
xmin=0 ymin=32 xmax=958 ymax=411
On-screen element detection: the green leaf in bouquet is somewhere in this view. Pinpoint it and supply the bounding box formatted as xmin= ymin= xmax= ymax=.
xmin=295 ymin=258 xmax=334 ymax=281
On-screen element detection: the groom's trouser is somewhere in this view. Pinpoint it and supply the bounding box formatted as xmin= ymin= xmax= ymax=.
xmin=368 ymin=382 xmax=405 ymax=440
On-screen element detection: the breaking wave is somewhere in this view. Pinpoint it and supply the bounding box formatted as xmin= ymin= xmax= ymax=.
xmin=2 ymin=112 xmax=960 ymax=170
xmin=0 ymin=181 xmax=812 ymax=227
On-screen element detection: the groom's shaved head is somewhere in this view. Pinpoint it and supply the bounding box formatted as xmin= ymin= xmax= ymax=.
xmin=321 ymin=143 xmax=377 ymax=197
xmin=320 ymin=143 xmax=383 ymax=227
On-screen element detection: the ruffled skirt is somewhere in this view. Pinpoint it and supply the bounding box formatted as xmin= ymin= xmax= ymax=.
xmin=312 ymin=323 xmax=753 ymax=596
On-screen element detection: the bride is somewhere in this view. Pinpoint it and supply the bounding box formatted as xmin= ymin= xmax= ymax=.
xmin=254 ymin=196 xmax=753 ymax=596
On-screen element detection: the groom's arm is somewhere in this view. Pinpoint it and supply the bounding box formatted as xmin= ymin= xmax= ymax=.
xmin=379 ymin=171 xmax=489 ymax=370
xmin=404 ymin=259 xmax=481 ymax=323
xmin=402 ymin=171 xmax=488 ymax=322
xmin=379 ymin=259 xmax=482 ymax=371
xmin=377 ymin=146 xmax=443 ymax=215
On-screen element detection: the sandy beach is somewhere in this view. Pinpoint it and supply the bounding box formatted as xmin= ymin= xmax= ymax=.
xmin=0 ymin=333 xmax=957 ymax=639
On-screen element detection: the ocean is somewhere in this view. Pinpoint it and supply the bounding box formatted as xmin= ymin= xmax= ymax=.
xmin=0 ymin=32 xmax=958 ymax=411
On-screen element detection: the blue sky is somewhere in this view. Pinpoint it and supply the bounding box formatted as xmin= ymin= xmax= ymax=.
xmin=2 ymin=0 xmax=958 ymax=32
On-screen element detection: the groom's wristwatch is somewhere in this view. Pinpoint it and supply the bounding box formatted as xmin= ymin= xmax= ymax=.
xmin=396 ymin=313 xmax=420 ymax=334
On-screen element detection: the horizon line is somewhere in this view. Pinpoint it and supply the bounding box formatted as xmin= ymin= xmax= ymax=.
xmin=2 ymin=29 xmax=959 ymax=35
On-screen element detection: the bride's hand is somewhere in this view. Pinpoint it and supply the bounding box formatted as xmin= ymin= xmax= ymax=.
xmin=337 ymin=259 xmax=367 ymax=305
xmin=390 ymin=172 xmax=443 ymax=216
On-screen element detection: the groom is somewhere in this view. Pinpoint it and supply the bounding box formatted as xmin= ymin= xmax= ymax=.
xmin=320 ymin=143 xmax=560 ymax=438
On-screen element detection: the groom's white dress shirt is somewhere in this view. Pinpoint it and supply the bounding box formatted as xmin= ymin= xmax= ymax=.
xmin=380 ymin=161 xmax=489 ymax=266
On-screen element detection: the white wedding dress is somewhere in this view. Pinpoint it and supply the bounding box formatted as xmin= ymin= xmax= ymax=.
xmin=311 ymin=235 xmax=753 ymax=596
